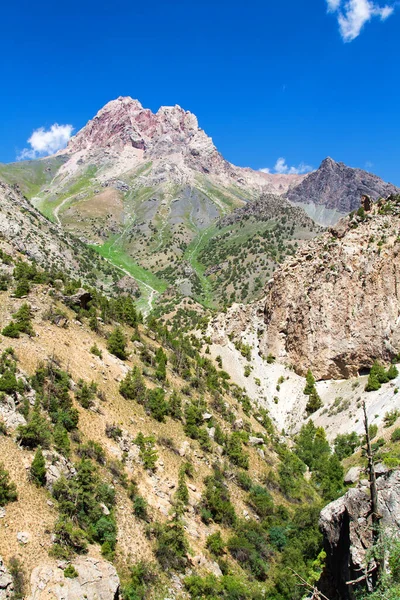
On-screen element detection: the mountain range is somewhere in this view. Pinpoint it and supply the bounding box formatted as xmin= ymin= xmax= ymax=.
xmin=1 ymin=96 xmax=398 ymax=311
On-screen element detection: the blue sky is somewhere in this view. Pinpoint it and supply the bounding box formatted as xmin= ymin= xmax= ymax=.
xmin=1 ymin=0 xmax=399 ymax=183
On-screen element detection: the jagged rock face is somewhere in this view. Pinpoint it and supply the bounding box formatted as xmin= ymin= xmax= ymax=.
xmin=286 ymin=157 xmax=399 ymax=215
xmin=259 ymin=203 xmax=400 ymax=379
xmin=319 ymin=469 xmax=400 ymax=600
xmin=28 ymin=557 xmax=119 ymax=600
xmin=66 ymin=96 xmax=225 ymax=175
xmin=0 ymin=558 xmax=13 ymax=600
xmin=59 ymin=96 xmax=302 ymax=195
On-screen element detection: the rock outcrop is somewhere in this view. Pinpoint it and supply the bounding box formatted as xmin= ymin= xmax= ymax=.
xmin=0 ymin=558 xmax=13 ymax=600
xmin=259 ymin=198 xmax=400 ymax=379
xmin=286 ymin=157 xmax=399 ymax=217
xmin=319 ymin=469 xmax=400 ymax=599
xmin=28 ymin=557 xmax=120 ymax=600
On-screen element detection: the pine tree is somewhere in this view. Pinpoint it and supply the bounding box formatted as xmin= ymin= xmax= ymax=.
xmin=30 ymin=447 xmax=46 ymax=487
xmin=304 ymin=369 xmax=316 ymax=395
xmin=107 ymin=327 xmax=127 ymax=360
xmin=306 ymin=388 xmax=323 ymax=415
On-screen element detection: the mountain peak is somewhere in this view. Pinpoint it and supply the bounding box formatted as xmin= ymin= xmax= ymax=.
xmin=65 ymin=97 xmax=212 ymax=160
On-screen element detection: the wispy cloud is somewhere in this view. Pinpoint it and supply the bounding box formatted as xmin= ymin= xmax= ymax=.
xmin=17 ymin=123 xmax=74 ymax=160
xmin=260 ymin=157 xmax=313 ymax=175
xmin=326 ymin=0 xmax=396 ymax=42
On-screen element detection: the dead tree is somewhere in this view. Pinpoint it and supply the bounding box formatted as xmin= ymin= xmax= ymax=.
xmin=362 ymin=400 xmax=382 ymax=585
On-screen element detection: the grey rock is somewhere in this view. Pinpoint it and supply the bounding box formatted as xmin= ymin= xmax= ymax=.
xmin=249 ymin=436 xmax=264 ymax=446
xmin=0 ymin=557 xmax=13 ymax=600
xmin=344 ymin=466 xmax=362 ymax=484
xmin=319 ymin=469 xmax=400 ymax=599
xmin=28 ymin=557 xmax=120 ymax=600
xmin=17 ymin=531 xmax=30 ymax=544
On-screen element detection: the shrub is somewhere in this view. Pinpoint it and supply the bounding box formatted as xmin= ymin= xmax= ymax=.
xmin=135 ymin=433 xmax=158 ymax=471
xmin=13 ymin=303 xmax=34 ymax=336
xmin=200 ymin=468 xmax=236 ymax=526
xmin=64 ymin=564 xmax=78 ymax=578
xmin=0 ymin=462 xmax=18 ymax=506
xmin=334 ymin=432 xmax=360 ymax=460
xmin=236 ymin=470 xmax=253 ymax=491
xmin=1 ymin=322 xmax=20 ymax=338
xmin=391 ymin=428 xmax=400 ymax=442
xmin=30 ymin=447 xmax=46 ymax=487
xmin=133 ymin=496 xmax=149 ymax=520
xmin=384 ymin=410 xmax=400 ymax=428
xmin=225 ymin=432 xmax=249 ymax=469
xmin=8 ymin=557 xmax=25 ymax=600
xmin=206 ymin=531 xmax=225 ymax=557
xmin=155 ymin=516 xmax=188 ymax=571
xmin=248 ymin=485 xmax=274 ymax=518
xmin=17 ymin=409 xmax=52 ymax=449
xmin=227 ymin=520 xmax=270 ymax=581
xmin=90 ymin=344 xmax=102 ymax=358
xmin=75 ymin=380 xmax=97 ymax=409
xmin=147 ymin=387 xmax=168 ymax=422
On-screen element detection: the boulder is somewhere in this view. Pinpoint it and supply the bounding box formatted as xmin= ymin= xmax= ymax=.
xmin=249 ymin=436 xmax=264 ymax=446
xmin=0 ymin=557 xmax=13 ymax=600
xmin=343 ymin=466 xmax=362 ymax=484
xmin=63 ymin=288 xmax=92 ymax=310
xmin=28 ymin=557 xmax=119 ymax=600
xmin=319 ymin=469 xmax=400 ymax=599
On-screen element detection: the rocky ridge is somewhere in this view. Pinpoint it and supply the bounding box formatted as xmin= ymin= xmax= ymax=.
xmin=286 ymin=157 xmax=400 ymax=225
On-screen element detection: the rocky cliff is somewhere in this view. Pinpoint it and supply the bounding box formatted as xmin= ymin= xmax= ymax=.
xmin=286 ymin=158 xmax=399 ymax=225
xmin=258 ymin=195 xmax=400 ymax=380
xmin=319 ymin=469 xmax=400 ymax=599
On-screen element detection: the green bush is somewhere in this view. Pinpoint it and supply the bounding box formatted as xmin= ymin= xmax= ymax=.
xmin=200 ymin=467 xmax=236 ymax=526
xmin=334 ymin=431 xmax=360 ymax=460
xmin=155 ymin=516 xmax=188 ymax=571
xmin=248 ymin=485 xmax=274 ymax=518
xmin=391 ymin=428 xmax=400 ymax=442
xmin=120 ymin=366 xmax=146 ymax=402
xmin=64 ymin=564 xmax=78 ymax=578
xmin=30 ymin=447 xmax=46 ymax=487
xmin=206 ymin=531 xmax=225 ymax=557
xmin=225 ymin=432 xmax=249 ymax=469
xmin=0 ymin=462 xmax=18 ymax=506
xmin=17 ymin=409 xmax=52 ymax=449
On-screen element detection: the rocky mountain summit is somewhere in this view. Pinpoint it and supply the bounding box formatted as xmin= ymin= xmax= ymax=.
xmin=62 ymin=96 xmax=301 ymax=194
xmin=286 ymin=157 xmax=400 ymax=225
xmin=257 ymin=195 xmax=400 ymax=380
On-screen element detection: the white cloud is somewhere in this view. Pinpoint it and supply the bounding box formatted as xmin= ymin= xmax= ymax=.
xmin=326 ymin=0 xmax=395 ymax=42
xmin=327 ymin=0 xmax=342 ymax=11
xmin=260 ymin=158 xmax=313 ymax=175
xmin=17 ymin=123 xmax=74 ymax=160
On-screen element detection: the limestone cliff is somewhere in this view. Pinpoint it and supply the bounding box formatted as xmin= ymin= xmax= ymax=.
xmin=258 ymin=196 xmax=400 ymax=379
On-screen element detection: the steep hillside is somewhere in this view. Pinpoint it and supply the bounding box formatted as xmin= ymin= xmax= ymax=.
xmin=194 ymin=194 xmax=322 ymax=306
xmin=0 ymin=242 xmax=342 ymax=600
xmin=0 ymin=178 xmax=137 ymax=297
xmin=286 ymin=157 xmax=400 ymax=225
